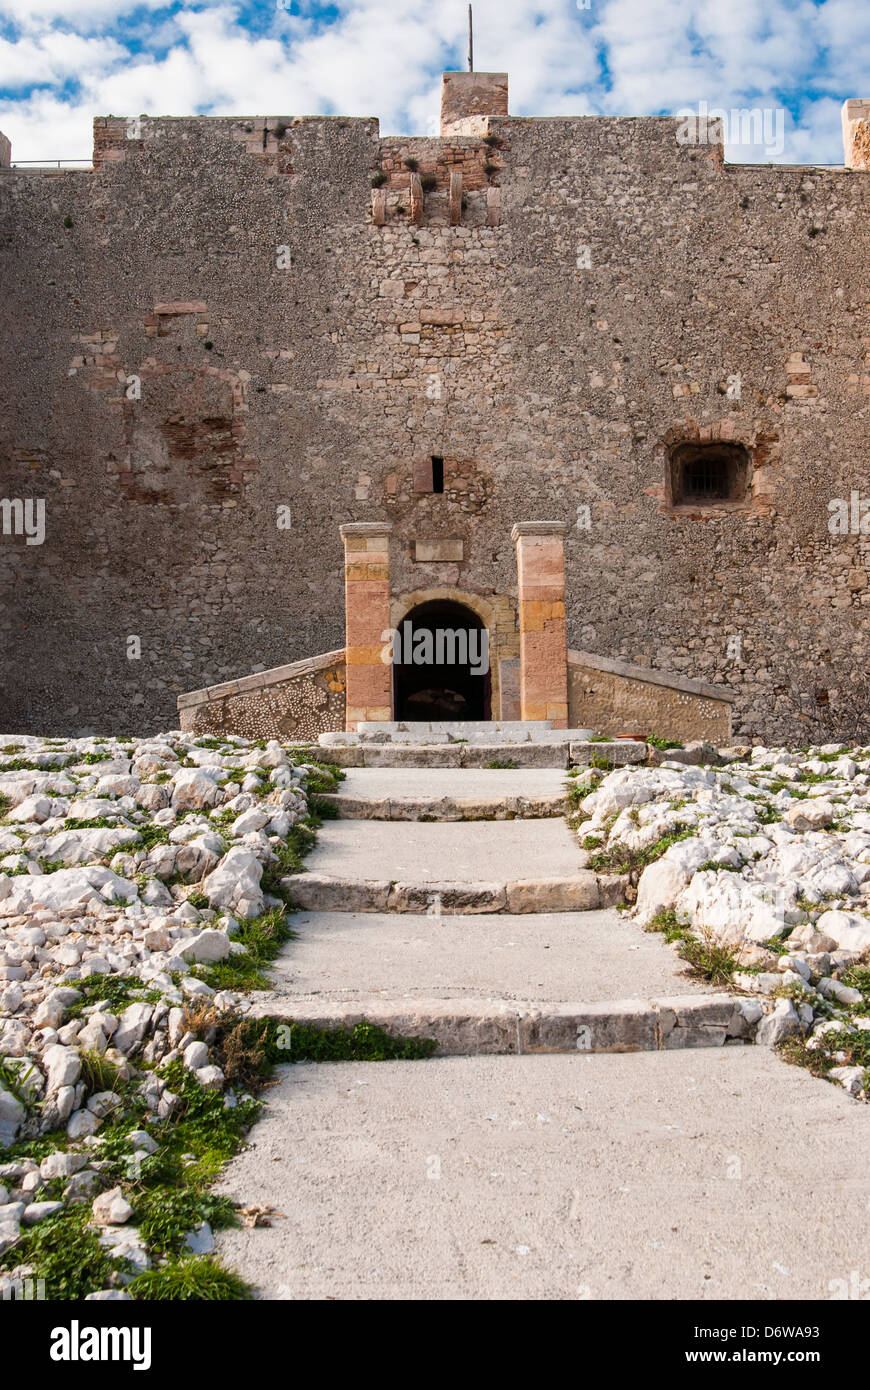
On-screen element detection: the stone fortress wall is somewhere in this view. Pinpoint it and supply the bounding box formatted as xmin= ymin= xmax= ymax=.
xmin=3 ymin=74 xmax=870 ymax=740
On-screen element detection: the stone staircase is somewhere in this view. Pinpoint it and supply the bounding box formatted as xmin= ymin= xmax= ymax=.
xmin=315 ymin=720 xmax=648 ymax=770
xmin=250 ymin=726 xmax=748 ymax=1056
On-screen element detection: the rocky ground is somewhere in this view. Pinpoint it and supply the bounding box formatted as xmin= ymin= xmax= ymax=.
xmin=4 ymin=730 xmax=870 ymax=1301
xmin=0 ymin=730 xmax=344 ymax=1299
xmin=572 ymin=741 xmax=870 ymax=1098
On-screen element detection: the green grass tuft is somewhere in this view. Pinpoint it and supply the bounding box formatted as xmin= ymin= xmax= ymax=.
xmin=678 ymin=931 xmax=740 ymax=985
xmin=135 ymin=1189 xmax=239 ymax=1256
xmin=128 ymin=1256 xmax=251 ymax=1301
xmin=587 ymin=825 xmax=694 ymax=878
xmin=192 ymin=908 xmax=295 ymax=992
xmin=68 ymin=975 xmax=160 ymax=1018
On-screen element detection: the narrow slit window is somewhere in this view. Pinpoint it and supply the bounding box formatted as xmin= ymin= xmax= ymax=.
xmin=431 ymin=456 xmax=444 ymax=493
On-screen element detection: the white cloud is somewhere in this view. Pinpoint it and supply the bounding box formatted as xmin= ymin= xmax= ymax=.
xmin=0 ymin=31 xmax=125 ymax=90
xmin=0 ymin=0 xmax=169 ymax=31
xmin=0 ymin=0 xmax=862 ymax=163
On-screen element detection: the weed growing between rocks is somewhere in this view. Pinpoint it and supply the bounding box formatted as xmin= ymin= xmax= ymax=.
xmin=587 ymin=825 xmax=694 ymax=880
xmin=0 ymin=1012 xmax=437 ymax=1301
xmin=678 ymin=931 xmax=741 ymax=986
xmin=1 ymin=1205 xmax=122 ymax=1300
xmin=644 ymin=910 xmax=740 ymax=985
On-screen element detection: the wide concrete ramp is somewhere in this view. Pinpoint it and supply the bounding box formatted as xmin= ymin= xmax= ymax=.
xmin=215 ymin=1048 xmax=870 ymax=1300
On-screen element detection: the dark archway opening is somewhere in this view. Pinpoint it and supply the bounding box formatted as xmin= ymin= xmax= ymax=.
xmin=393 ymin=600 xmax=492 ymax=722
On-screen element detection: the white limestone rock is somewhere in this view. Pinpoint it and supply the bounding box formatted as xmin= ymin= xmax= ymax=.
xmin=828 ymin=1066 xmax=866 ymax=1097
xmin=42 ymin=1044 xmax=81 ymax=1093
xmin=194 ymin=1064 xmax=225 ymax=1091
xmin=183 ymin=1041 xmax=210 ymax=1070
xmin=92 ymin=1187 xmax=134 ymax=1226
xmin=634 ymin=858 xmax=691 ymax=924
xmin=202 ymin=846 xmax=264 ymax=918
xmin=755 ymin=998 xmax=803 ymax=1047
xmin=0 ymin=1086 xmax=25 ymax=1148
xmin=786 ymin=800 xmax=835 ymax=831
xmin=38 ymin=828 xmax=141 ymax=867
xmin=0 ymin=1219 xmax=21 ymax=1255
xmin=184 ymin=1221 xmax=214 ymax=1255
xmin=22 ymin=1201 xmax=63 ymax=1225
xmin=171 ymin=769 xmax=227 ymax=811
xmin=815 ymin=910 xmax=870 ymax=953
xmin=0 ymin=865 xmax=138 ymax=916
xmin=178 ymin=929 xmax=232 ymax=964
xmin=678 ymin=872 xmax=788 ymax=946
xmin=112 ymin=1002 xmax=153 ymax=1054
xmin=66 ymin=1108 xmax=101 ymax=1140
xmin=6 ymin=796 xmax=53 ymax=823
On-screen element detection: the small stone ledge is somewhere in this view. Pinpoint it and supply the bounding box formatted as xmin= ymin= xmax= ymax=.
xmin=247 ymin=993 xmax=741 ymax=1055
xmin=177 ymin=648 xmax=345 ymax=712
xmin=309 ymin=741 xmax=649 ymax=769
xmin=318 ymin=792 xmax=568 ymax=820
xmin=568 ymin=650 xmax=735 ymax=705
xmin=511 ymin=520 xmax=569 ymax=539
xmin=282 ymin=871 xmax=601 ymax=914
xmin=569 ymin=740 xmax=647 ymax=766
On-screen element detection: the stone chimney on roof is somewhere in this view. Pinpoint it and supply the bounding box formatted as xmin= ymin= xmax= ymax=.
xmin=842 ymin=100 xmax=870 ymax=169
xmin=440 ymin=71 xmax=508 ymax=136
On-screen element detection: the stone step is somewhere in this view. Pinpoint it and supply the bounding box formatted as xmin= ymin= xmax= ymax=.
xmin=317 ymin=767 xmax=569 ymax=819
xmin=246 ymin=992 xmax=743 ymax=1055
xmin=282 ymin=871 xmax=628 ymax=913
xmin=322 ymin=721 xmax=599 ymax=746
xmin=318 ymin=792 xmax=567 ymax=820
xmin=269 ymin=906 xmax=713 ymax=1008
xmin=311 ymin=740 xmax=647 ymax=769
xmin=352 ymin=719 xmax=556 ymax=738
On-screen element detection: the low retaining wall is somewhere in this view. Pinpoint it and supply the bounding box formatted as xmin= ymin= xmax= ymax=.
xmin=177 ymin=645 xmax=733 ymax=743
xmin=177 ymin=650 xmax=346 ymax=741
xmin=567 ymin=650 xmax=733 ymax=744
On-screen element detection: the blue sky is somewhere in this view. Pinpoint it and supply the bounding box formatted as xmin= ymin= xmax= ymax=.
xmin=0 ymin=0 xmax=865 ymax=164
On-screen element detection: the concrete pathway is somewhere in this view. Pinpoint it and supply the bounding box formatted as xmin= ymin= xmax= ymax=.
xmin=332 ymin=768 xmax=569 ymax=799
xmin=305 ymin=817 xmax=585 ymax=882
xmin=216 ymin=1048 xmax=870 ymax=1300
xmin=267 ymin=767 xmax=740 ymax=1046
xmin=270 ymin=907 xmax=710 ymax=1004
xmin=214 ymin=759 xmax=869 ymax=1300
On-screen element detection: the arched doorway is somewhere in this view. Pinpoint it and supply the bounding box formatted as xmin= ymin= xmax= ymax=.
xmin=392 ymin=599 xmax=492 ymax=722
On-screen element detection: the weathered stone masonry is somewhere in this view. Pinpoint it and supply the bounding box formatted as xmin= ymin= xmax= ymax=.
xmin=3 ymin=74 xmax=870 ymax=739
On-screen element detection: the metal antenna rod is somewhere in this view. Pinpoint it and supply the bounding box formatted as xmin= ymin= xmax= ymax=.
xmin=468 ymin=3 xmax=474 ymax=72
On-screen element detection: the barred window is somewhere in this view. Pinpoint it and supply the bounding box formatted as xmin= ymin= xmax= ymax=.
xmin=669 ymin=442 xmax=749 ymax=507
